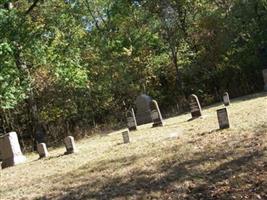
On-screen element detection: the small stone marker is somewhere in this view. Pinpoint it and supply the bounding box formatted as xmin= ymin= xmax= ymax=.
xmin=64 ymin=136 xmax=77 ymax=154
xmin=122 ymin=130 xmax=130 ymax=144
xmin=126 ymin=108 xmax=138 ymax=131
xmin=150 ymin=100 xmax=164 ymax=127
xmin=223 ymin=92 xmax=230 ymax=106
xmin=263 ymin=69 xmax=267 ymax=91
xmin=189 ymin=94 xmax=202 ymax=118
xmin=37 ymin=143 xmax=49 ymax=158
xmin=217 ymin=108 xmax=230 ymax=129
xmin=0 ymin=132 xmax=26 ymax=169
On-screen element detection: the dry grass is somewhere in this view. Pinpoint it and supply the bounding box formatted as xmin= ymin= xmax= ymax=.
xmin=1 ymin=92 xmax=267 ymax=200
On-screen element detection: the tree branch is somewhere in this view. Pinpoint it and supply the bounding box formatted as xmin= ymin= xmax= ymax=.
xmin=25 ymin=0 xmax=40 ymax=15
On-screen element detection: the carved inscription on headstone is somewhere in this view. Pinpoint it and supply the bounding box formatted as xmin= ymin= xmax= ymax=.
xmin=217 ymin=108 xmax=230 ymax=129
xmin=189 ymin=94 xmax=202 ymax=118
xmin=122 ymin=130 xmax=130 ymax=144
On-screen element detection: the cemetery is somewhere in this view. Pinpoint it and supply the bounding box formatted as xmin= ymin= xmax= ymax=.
xmin=0 ymin=92 xmax=266 ymax=200
xmin=1 ymin=1 xmax=267 ymax=200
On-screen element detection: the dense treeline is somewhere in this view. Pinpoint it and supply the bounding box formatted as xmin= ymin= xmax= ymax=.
xmin=0 ymin=0 xmax=266 ymax=150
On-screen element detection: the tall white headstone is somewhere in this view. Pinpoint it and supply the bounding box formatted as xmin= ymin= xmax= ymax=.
xmin=0 ymin=132 xmax=26 ymax=169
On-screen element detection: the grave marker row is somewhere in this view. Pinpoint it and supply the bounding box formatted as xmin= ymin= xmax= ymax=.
xmin=188 ymin=94 xmax=230 ymax=129
xmin=127 ymin=98 xmax=164 ymax=130
xmin=0 ymin=132 xmax=77 ymax=169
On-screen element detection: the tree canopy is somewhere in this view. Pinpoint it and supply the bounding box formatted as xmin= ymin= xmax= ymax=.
xmin=0 ymin=0 xmax=266 ymax=150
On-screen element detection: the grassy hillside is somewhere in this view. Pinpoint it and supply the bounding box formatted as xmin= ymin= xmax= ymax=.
xmin=1 ymin=93 xmax=267 ymax=200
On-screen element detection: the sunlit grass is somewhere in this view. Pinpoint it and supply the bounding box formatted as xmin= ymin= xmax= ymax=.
xmin=1 ymin=92 xmax=267 ymax=200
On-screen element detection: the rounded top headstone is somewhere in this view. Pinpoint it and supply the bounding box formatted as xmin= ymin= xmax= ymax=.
xmin=135 ymin=94 xmax=152 ymax=103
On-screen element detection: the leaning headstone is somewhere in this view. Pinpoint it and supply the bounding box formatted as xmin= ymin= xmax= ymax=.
xmin=150 ymin=100 xmax=164 ymax=127
xmin=122 ymin=130 xmax=130 ymax=144
xmin=64 ymin=136 xmax=77 ymax=154
xmin=189 ymin=94 xmax=202 ymax=118
xmin=263 ymin=69 xmax=267 ymax=91
xmin=135 ymin=94 xmax=153 ymax=125
xmin=217 ymin=108 xmax=230 ymax=129
xmin=223 ymin=92 xmax=230 ymax=106
xmin=126 ymin=108 xmax=138 ymax=131
xmin=0 ymin=132 xmax=26 ymax=169
xmin=37 ymin=143 xmax=49 ymax=158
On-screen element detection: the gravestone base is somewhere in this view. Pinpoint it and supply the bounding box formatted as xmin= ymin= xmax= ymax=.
xmin=128 ymin=126 xmax=137 ymax=131
xmin=64 ymin=148 xmax=77 ymax=155
xmin=191 ymin=111 xmax=202 ymax=119
xmin=1 ymin=155 xmax=26 ymax=169
xmin=152 ymin=122 xmax=164 ymax=128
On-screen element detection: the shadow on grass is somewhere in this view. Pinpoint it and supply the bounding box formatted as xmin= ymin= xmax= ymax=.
xmin=35 ymin=130 xmax=267 ymax=200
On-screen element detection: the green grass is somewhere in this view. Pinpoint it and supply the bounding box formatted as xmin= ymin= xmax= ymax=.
xmin=1 ymin=93 xmax=267 ymax=200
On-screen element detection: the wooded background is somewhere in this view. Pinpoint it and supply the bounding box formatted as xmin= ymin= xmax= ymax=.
xmin=0 ymin=0 xmax=266 ymax=150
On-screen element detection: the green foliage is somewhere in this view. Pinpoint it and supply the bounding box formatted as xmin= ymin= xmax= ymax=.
xmin=0 ymin=42 xmax=28 ymax=109
xmin=0 ymin=0 xmax=266 ymax=147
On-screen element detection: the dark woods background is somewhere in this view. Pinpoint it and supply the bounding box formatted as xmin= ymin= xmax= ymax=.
xmin=0 ymin=0 xmax=266 ymax=151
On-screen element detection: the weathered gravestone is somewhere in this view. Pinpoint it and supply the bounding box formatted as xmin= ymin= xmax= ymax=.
xmin=126 ymin=108 xmax=138 ymax=131
xmin=37 ymin=143 xmax=49 ymax=158
xmin=64 ymin=136 xmax=77 ymax=154
xmin=263 ymin=69 xmax=267 ymax=91
xmin=135 ymin=94 xmax=153 ymax=125
xmin=217 ymin=108 xmax=230 ymax=129
xmin=150 ymin=100 xmax=164 ymax=127
xmin=0 ymin=132 xmax=26 ymax=169
xmin=223 ymin=92 xmax=230 ymax=106
xmin=189 ymin=94 xmax=202 ymax=118
xmin=122 ymin=130 xmax=130 ymax=144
